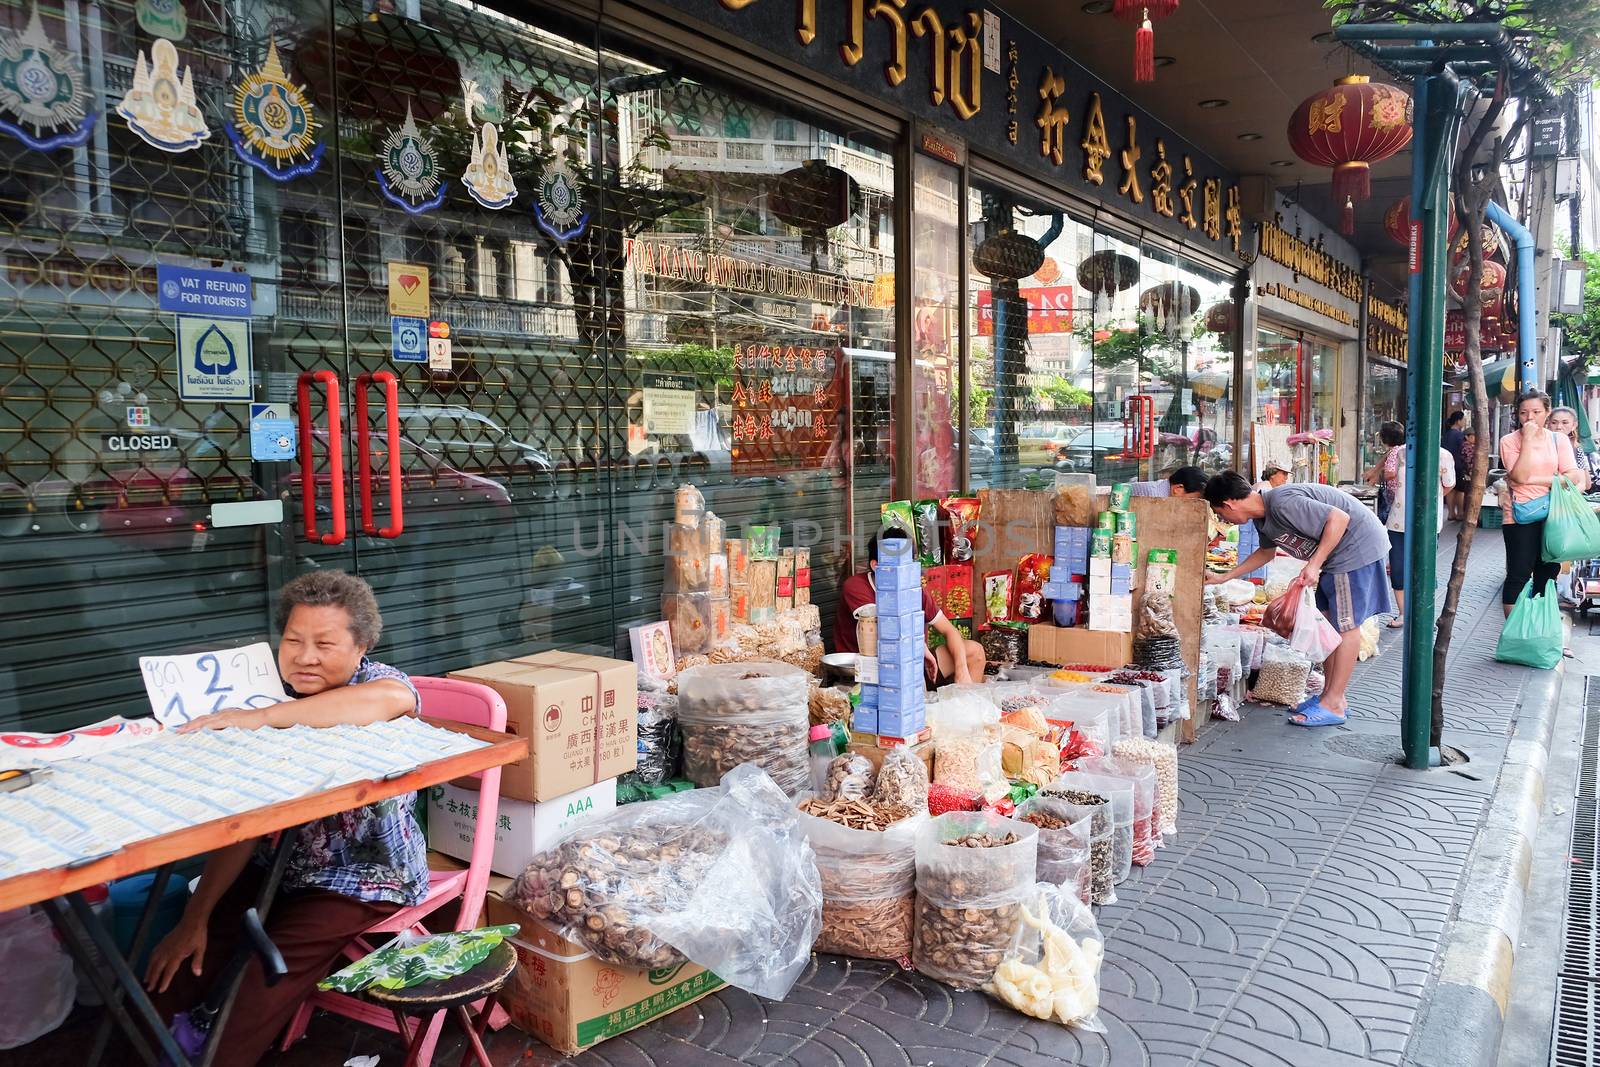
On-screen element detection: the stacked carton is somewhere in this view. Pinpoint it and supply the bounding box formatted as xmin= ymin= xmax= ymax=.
xmin=1045 ymin=525 xmax=1090 ymax=626
xmin=858 ymin=536 xmax=927 ymax=738
xmin=1088 ymin=491 xmax=1137 ymax=632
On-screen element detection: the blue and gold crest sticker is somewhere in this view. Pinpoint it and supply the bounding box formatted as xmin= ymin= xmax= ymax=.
xmin=226 ymin=40 xmax=323 ymax=182
xmin=0 ymin=3 xmax=96 ymax=151
xmin=376 ymin=101 xmax=447 ymax=215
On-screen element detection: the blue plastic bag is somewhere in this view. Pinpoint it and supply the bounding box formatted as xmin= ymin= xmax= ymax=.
xmin=1494 ymin=580 xmax=1563 ymax=669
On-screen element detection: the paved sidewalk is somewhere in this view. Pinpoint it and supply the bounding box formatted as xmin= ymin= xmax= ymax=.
xmin=24 ymin=532 xmax=1558 ymax=1067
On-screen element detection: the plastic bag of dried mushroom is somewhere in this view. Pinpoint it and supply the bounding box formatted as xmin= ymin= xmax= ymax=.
xmin=506 ymin=764 xmax=822 ymax=1001
xmin=913 ymin=811 xmax=1039 ymax=990
xmin=677 ymin=661 xmax=810 ymax=795
xmin=795 ymin=810 xmax=925 ymax=960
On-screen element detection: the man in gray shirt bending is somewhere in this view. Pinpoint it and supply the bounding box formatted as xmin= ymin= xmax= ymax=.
xmin=1202 ymin=472 xmax=1392 ymax=727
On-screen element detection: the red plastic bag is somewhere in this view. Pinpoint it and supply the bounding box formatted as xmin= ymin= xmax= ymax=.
xmin=1261 ymin=577 xmax=1305 ymax=638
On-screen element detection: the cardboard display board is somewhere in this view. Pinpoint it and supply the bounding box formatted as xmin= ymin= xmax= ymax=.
xmin=1129 ymin=496 xmax=1211 ymax=742
xmin=972 ymin=489 xmax=1055 ymax=629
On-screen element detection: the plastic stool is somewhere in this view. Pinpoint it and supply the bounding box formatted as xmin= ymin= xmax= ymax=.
xmin=361 ymin=941 xmax=516 ymax=1067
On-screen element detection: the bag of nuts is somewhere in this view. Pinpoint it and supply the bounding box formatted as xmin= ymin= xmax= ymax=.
xmin=913 ymin=811 xmax=1039 ymax=990
xmin=797 ymin=811 xmax=923 ymax=960
xmin=507 ymin=764 xmax=823 ymax=1000
xmin=1014 ymin=795 xmax=1094 ymax=906
xmin=678 ymin=661 xmax=810 ymax=795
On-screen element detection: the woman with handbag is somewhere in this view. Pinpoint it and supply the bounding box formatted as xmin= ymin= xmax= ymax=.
xmin=1499 ymin=390 xmax=1583 ymax=618
xmin=1364 ymin=420 xmax=1456 ymax=629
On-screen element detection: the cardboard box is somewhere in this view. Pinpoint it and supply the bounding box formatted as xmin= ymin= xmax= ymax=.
xmin=485 ymin=894 xmax=725 ymax=1056
xmin=426 ymin=779 xmax=617 ymax=878
xmin=877 ymin=585 xmax=922 ymax=615
xmin=1026 ymin=623 xmax=1134 ymax=667
xmin=857 ymin=655 xmax=878 ymax=685
xmin=878 ymin=610 xmax=925 ymax=642
xmin=877 ymin=655 xmax=920 ymax=689
xmin=852 ymin=704 xmax=879 ymax=733
xmin=874 ymin=559 xmax=922 ymax=591
xmin=449 ymin=652 xmax=637 ymax=802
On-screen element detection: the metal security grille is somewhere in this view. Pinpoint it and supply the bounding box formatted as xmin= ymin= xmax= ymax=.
xmin=1554 ymin=680 xmax=1600 ymax=1066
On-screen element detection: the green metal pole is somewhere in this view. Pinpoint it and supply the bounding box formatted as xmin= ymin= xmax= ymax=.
xmin=1402 ymin=76 xmax=1464 ymax=770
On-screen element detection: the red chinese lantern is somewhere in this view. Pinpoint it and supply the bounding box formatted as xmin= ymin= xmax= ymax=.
xmin=1288 ymin=76 xmax=1413 ymax=235
xmin=1382 ymin=196 xmax=1461 ymax=249
xmin=1204 ymin=300 xmax=1237 ymax=335
xmin=1113 ymin=0 xmax=1179 ymax=83
xmin=1450 ymin=257 xmax=1507 ymax=311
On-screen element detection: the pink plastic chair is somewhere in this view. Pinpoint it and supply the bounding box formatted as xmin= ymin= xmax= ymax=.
xmin=278 ymin=676 xmax=508 ymax=1065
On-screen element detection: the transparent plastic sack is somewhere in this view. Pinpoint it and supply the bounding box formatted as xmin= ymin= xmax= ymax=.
xmin=1035 ymin=788 xmax=1115 ymax=904
xmin=798 ymin=812 xmax=923 ymax=960
xmin=1045 ymin=693 xmax=1120 ymax=758
xmin=913 ymin=811 xmax=1040 ymax=989
xmin=1088 ymin=684 xmax=1141 ymax=740
xmin=1112 ymin=738 xmax=1179 ymax=838
xmin=986 ymin=883 xmax=1106 ymax=1032
xmin=926 ymin=690 xmax=1001 ymax=734
xmin=507 ymin=764 xmax=822 ymax=1000
xmin=1253 ymin=645 xmax=1312 ymax=707
xmin=1077 ymin=756 xmax=1157 ymax=866
xmin=1263 ymin=555 xmax=1306 ymax=600
xmin=1052 ymin=771 xmax=1134 ymax=885
xmin=0 ymin=907 xmax=75 ymax=1049
xmin=1289 ymin=586 xmax=1343 ymax=662
xmin=1014 ymin=795 xmax=1093 ymax=906
xmin=678 ymin=662 xmax=810 ymax=794
xmin=633 ymin=692 xmax=680 ymax=786
xmin=933 ymin=724 xmax=1006 ymax=796
xmin=873 ymin=744 xmax=930 ymax=812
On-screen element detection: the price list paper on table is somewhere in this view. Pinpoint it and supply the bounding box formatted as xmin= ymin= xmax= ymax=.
xmin=139 ymin=642 xmax=291 ymax=726
xmin=0 ymin=717 xmax=488 ymax=882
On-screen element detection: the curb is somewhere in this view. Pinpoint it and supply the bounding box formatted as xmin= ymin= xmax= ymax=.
xmin=1403 ymin=651 xmax=1566 ymax=1067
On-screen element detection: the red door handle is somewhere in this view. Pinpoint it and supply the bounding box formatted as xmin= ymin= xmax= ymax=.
xmin=296 ymin=370 xmax=346 ymax=545
xmin=355 ymin=370 xmax=404 ymax=538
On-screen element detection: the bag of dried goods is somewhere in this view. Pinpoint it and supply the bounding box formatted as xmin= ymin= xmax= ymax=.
xmin=872 ymin=744 xmax=930 ymax=812
xmin=1014 ymin=795 xmax=1093 ymax=905
xmin=1045 ymin=693 xmax=1119 ymax=757
xmin=941 ymin=496 xmax=981 ymax=563
xmin=1261 ymin=578 xmax=1304 ymax=639
xmin=913 ymin=812 xmax=1039 ymax=989
xmin=1289 ymin=585 xmax=1343 ymax=662
xmin=1050 ymin=772 xmax=1134 ymax=884
xmin=927 ymin=690 xmax=1001 ymax=733
xmin=1253 ymin=645 xmax=1311 ymax=708
xmin=678 ymin=661 xmax=810 ymax=795
xmin=1076 ymin=757 xmax=1157 ymax=866
xmin=999 ymin=723 xmax=1063 ymax=788
xmin=798 ymin=811 xmax=924 ymax=960
xmin=986 ymin=883 xmax=1105 ymax=1031
xmin=1113 ymin=737 xmax=1179 ymax=837
xmin=933 ymin=724 xmax=1005 ymax=797
xmin=633 ymin=691 xmax=681 ymax=785
xmin=1034 ymin=787 xmax=1114 ymax=904
xmin=824 ymin=753 xmax=876 ymax=801
xmin=507 ymin=764 xmax=821 ymax=1000
xmin=1089 ymin=683 xmax=1141 ymax=739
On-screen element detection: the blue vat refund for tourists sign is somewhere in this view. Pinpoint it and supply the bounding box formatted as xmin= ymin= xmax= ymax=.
xmin=158 ymin=264 xmax=253 ymax=318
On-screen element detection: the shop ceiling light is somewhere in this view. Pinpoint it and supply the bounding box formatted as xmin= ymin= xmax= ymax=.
xmin=1237 ymin=133 xmax=1263 ymax=141
xmin=1198 ymin=98 xmax=1229 ymax=109
xmin=1082 ymin=1 xmax=1114 ymax=12
xmin=1269 ymin=159 xmax=1295 ymax=167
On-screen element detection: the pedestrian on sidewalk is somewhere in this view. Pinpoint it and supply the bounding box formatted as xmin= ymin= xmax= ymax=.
xmin=1362 ymin=420 xmax=1456 ymax=629
xmin=1498 ymin=390 xmax=1583 ymax=618
xmin=1202 ymin=472 xmax=1391 ymax=727
xmin=1442 ymin=411 xmax=1469 ymax=521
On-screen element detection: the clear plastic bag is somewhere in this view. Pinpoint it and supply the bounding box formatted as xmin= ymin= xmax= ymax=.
xmin=798 ymin=812 xmax=923 ymax=960
xmin=0 ymin=907 xmax=75 ymax=1049
xmin=1289 ymin=586 xmax=1344 ymax=662
xmin=1253 ymin=645 xmax=1312 ymax=707
xmin=986 ymin=883 xmax=1105 ymax=1032
xmin=1077 ymin=757 xmax=1157 ymax=867
xmin=1045 ymin=693 xmax=1119 ymax=757
xmin=933 ymin=724 xmax=1005 ymax=796
xmin=1263 ymin=555 xmax=1306 ymax=600
xmin=507 ymin=764 xmax=822 ymax=1000
xmin=873 ymin=744 xmax=930 ymax=812
xmin=1014 ymin=795 xmax=1093 ymax=906
xmin=678 ymin=662 xmax=811 ymax=794
xmin=926 ymin=690 xmax=1001 ymax=734
xmin=1035 ymin=789 xmax=1114 ymax=904
xmin=1052 ymin=771 xmax=1134 ymax=885
xmin=913 ymin=811 xmax=1039 ymax=989
xmin=1112 ymin=738 xmax=1179 ymax=838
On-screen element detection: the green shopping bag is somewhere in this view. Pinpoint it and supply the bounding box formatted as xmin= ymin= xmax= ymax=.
xmin=1543 ymin=476 xmax=1600 ymax=562
xmin=1494 ymin=580 xmax=1563 ymax=669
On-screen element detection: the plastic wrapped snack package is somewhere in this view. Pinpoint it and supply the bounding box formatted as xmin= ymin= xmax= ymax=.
xmin=799 ymin=812 xmax=924 ymax=960
xmin=634 ymin=691 xmax=681 ymax=785
xmin=508 ymin=764 xmax=821 ymax=1000
xmin=913 ymin=811 xmax=1039 ymax=989
xmin=1253 ymin=645 xmax=1312 ymax=708
xmin=986 ymin=883 xmax=1105 ymax=1031
xmin=1014 ymin=795 xmax=1093 ymax=906
xmin=933 ymin=724 xmax=1005 ymax=797
xmin=1113 ymin=738 xmax=1179 ymax=837
xmin=677 ymin=661 xmax=811 ymax=795
xmin=938 ymin=680 xmax=1035 ymax=714
xmin=1051 ymin=771 xmax=1134 ymax=885
xmin=1076 ymin=757 xmax=1157 ymax=866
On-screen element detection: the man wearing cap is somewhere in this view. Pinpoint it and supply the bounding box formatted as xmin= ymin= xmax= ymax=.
xmin=1255 ymin=461 xmax=1290 ymax=491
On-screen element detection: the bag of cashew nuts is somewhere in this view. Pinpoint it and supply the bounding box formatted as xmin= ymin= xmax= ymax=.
xmin=913 ymin=811 xmax=1039 ymax=990
xmin=797 ymin=811 xmax=925 ymax=960
xmin=677 ymin=661 xmax=811 ymax=795
xmin=506 ymin=764 xmax=822 ymax=1000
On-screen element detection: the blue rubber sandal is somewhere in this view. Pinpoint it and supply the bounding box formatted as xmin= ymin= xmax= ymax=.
xmin=1290 ymin=702 xmax=1346 ymax=728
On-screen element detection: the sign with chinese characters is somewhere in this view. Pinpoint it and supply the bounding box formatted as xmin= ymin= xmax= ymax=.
xmin=1254 ymin=191 xmax=1362 ymax=335
xmin=1366 ymin=294 xmax=1406 ymax=361
xmin=975 ymin=284 xmax=1073 ymax=335
xmin=730 ymin=342 xmax=842 ymax=467
xmin=642 ymin=372 xmax=696 ymax=435
xmin=667 ymin=0 xmax=1242 ymax=259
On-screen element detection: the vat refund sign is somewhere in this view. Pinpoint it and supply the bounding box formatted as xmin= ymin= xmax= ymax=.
xmin=139 ymin=641 xmax=290 ymax=726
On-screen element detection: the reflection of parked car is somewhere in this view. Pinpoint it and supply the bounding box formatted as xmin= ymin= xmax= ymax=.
xmin=1057 ymin=427 xmax=1141 ymax=481
xmin=398 ymin=406 xmax=554 ymax=479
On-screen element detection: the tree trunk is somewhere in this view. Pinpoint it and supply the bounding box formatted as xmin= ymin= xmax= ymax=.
xmin=1430 ymin=183 xmax=1492 ymax=747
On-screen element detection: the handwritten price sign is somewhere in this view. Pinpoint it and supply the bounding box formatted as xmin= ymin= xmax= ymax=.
xmin=139 ymin=642 xmax=290 ymax=726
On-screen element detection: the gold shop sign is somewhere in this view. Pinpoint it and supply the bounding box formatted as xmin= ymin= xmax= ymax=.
xmin=1257 ymin=217 xmax=1362 ymax=301
xmin=1367 ymin=293 xmax=1407 ymax=360
xmin=1256 ymin=282 xmax=1355 ymax=327
xmin=625 ymin=238 xmax=891 ymax=309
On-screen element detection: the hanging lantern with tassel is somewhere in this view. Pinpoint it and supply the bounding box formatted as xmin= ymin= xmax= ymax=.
xmin=1113 ymin=0 xmax=1179 ymax=83
xmin=1287 ymin=75 xmax=1413 ymax=235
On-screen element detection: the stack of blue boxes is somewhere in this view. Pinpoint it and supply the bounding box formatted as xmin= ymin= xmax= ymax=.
xmin=1044 ymin=525 xmax=1090 ymax=626
xmin=1237 ymin=520 xmax=1267 ymax=580
xmin=857 ymin=535 xmax=927 ymax=738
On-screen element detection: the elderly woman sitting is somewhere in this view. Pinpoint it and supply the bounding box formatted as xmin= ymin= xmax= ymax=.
xmin=142 ymin=570 xmax=424 ymax=1067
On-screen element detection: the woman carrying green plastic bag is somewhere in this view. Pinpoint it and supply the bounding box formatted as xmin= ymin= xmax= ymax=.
xmin=1495 ymin=580 xmax=1563 ymax=669
xmin=1543 ymin=475 xmax=1600 ymax=562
